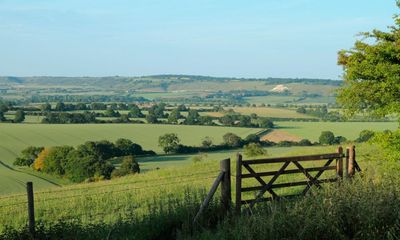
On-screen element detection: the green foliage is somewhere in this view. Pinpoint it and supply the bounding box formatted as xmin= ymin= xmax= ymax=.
xmin=201 ymin=136 xmax=213 ymax=148
xmin=111 ymin=155 xmax=140 ymax=178
xmin=128 ymin=104 xmax=144 ymax=118
xmin=222 ymin=133 xmax=242 ymax=147
xmin=319 ymin=131 xmax=335 ymax=145
xmin=167 ymin=109 xmax=182 ymax=123
xmin=115 ymin=138 xmax=143 ymax=156
xmin=243 ymin=143 xmax=267 ymax=157
xmin=13 ymin=110 xmax=25 ymax=123
xmin=257 ymin=118 xmax=274 ymax=128
xmin=42 ymin=146 xmax=74 ymax=175
xmin=356 ymin=129 xmax=375 ymax=143
xmin=13 ymin=146 xmax=44 ymax=166
xmin=146 ymin=113 xmax=158 ymax=123
xmin=55 ymin=102 xmax=65 ymax=111
xmin=0 ymin=111 xmax=5 ymax=122
xmin=373 ymin=129 xmax=400 ymax=161
xmin=337 ymin=4 xmax=400 ymax=118
xmin=184 ymin=109 xmax=200 ymax=125
xmin=40 ymin=103 xmax=52 ymax=112
xmin=244 ymin=133 xmax=260 ymax=143
xmin=158 ymin=133 xmax=180 ymax=153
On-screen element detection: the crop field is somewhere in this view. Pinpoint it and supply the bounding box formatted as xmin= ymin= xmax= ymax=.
xmin=0 ymin=144 xmax=353 ymax=234
xmin=0 ymin=124 xmax=259 ymax=195
xmin=275 ymin=121 xmax=398 ymax=141
xmin=226 ymin=107 xmax=315 ymax=119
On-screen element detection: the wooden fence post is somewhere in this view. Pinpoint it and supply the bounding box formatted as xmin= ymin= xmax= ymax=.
xmin=348 ymin=145 xmax=355 ymax=177
xmin=345 ymin=147 xmax=350 ymax=178
xmin=220 ymin=158 xmax=231 ymax=214
xmin=336 ymin=146 xmax=343 ymax=179
xmin=235 ymin=153 xmax=242 ymax=214
xmin=26 ymin=182 xmax=35 ymax=236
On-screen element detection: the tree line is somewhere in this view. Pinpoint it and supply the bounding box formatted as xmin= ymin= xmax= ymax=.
xmin=14 ymin=139 xmax=155 ymax=182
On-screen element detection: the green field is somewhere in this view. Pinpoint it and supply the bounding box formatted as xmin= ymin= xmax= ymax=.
xmin=0 ymin=144 xmax=345 ymax=233
xmin=226 ymin=106 xmax=314 ymax=119
xmin=0 ymin=124 xmax=259 ymax=195
xmin=275 ymin=121 xmax=398 ymax=141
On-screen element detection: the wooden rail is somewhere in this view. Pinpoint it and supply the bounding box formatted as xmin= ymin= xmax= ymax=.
xmin=235 ymin=145 xmax=361 ymax=213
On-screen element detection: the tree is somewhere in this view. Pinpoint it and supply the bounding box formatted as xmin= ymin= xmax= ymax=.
xmin=201 ymin=136 xmax=213 ymax=148
xmin=223 ymin=133 xmax=242 ymax=147
xmin=111 ymin=155 xmax=140 ymax=178
xmin=337 ymin=2 xmax=400 ymax=118
xmin=319 ymin=131 xmax=335 ymax=145
xmin=258 ymin=118 xmax=274 ymax=128
xmin=40 ymin=103 xmax=52 ymax=112
xmin=55 ymin=102 xmax=66 ymax=111
xmin=244 ymin=143 xmax=267 ymax=157
xmin=0 ymin=111 xmax=5 ymax=122
xmin=33 ymin=148 xmax=51 ymax=171
xmin=356 ymin=130 xmax=375 ymax=143
xmin=158 ymin=133 xmax=180 ymax=153
xmin=245 ymin=134 xmax=260 ymax=143
xmin=168 ymin=109 xmax=182 ymax=123
xmin=128 ymin=104 xmax=144 ymax=118
xmin=42 ymin=146 xmax=74 ymax=175
xmin=14 ymin=146 xmax=44 ymax=166
xmin=296 ymin=107 xmax=306 ymax=114
xmin=146 ymin=113 xmax=158 ymax=123
xmin=115 ymin=138 xmax=143 ymax=156
xmin=14 ymin=110 xmax=25 ymax=123
xmin=185 ymin=109 xmax=200 ymax=125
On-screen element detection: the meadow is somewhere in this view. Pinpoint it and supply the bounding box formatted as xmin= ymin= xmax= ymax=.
xmin=2 ymin=143 xmax=397 ymax=239
xmin=0 ymin=145 xmax=351 ymax=233
xmin=275 ymin=121 xmax=398 ymax=142
xmin=0 ymin=124 xmax=259 ymax=195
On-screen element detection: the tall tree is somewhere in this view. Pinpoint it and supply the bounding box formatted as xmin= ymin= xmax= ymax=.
xmin=337 ymin=1 xmax=400 ymax=119
xmin=14 ymin=110 xmax=25 ymax=123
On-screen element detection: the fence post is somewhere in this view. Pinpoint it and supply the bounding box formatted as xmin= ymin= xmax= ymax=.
xmin=235 ymin=153 xmax=242 ymax=214
xmin=348 ymin=145 xmax=355 ymax=177
xmin=345 ymin=147 xmax=350 ymax=178
xmin=336 ymin=146 xmax=343 ymax=179
xmin=220 ymin=158 xmax=231 ymax=215
xmin=26 ymin=182 xmax=35 ymax=236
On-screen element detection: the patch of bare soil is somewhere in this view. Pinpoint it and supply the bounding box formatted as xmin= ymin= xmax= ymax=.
xmin=261 ymin=130 xmax=301 ymax=143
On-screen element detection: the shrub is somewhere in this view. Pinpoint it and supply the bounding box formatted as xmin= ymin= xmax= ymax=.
xmin=222 ymin=133 xmax=242 ymax=147
xmin=319 ymin=131 xmax=335 ymax=145
xmin=243 ymin=143 xmax=267 ymax=157
xmin=111 ymin=156 xmax=140 ymax=178
xmin=356 ymin=129 xmax=375 ymax=143
xmin=13 ymin=146 xmax=44 ymax=166
xmin=33 ymin=148 xmax=51 ymax=171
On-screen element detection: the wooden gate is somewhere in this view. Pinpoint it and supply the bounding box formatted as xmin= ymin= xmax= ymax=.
xmin=235 ymin=146 xmax=360 ymax=213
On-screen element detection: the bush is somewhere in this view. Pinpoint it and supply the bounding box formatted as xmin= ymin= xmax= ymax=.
xmin=356 ymin=129 xmax=375 ymax=143
xmin=319 ymin=131 xmax=335 ymax=145
xmin=222 ymin=133 xmax=242 ymax=147
xmin=111 ymin=156 xmax=140 ymax=178
xmin=13 ymin=146 xmax=44 ymax=166
xmin=243 ymin=143 xmax=267 ymax=157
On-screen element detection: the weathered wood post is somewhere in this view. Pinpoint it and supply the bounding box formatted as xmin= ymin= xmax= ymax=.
xmin=345 ymin=147 xmax=350 ymax=177
xmin=348 ymin=145 xmax=355 ymax=177
xmin=220 ymin=158 xmax=231 ymax=214
xmin=26 ymin=182 xmax=35 ymax=236
xmin=235 ymin=153 xmax=242 ymax=214
xmin=336 ymin=146 xmax=343 ymax=179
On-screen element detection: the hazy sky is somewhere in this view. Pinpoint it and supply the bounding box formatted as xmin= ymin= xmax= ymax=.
xmin=0 ymin=0 xmax=396 ymax=79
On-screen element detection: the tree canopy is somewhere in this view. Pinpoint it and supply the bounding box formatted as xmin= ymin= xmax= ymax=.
xmin=337 ymin=2 xmax=400 ymax=119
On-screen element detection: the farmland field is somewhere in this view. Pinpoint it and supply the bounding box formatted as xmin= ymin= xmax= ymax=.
xmin=275 ymin=121 xmax=398 ymax=141
xmin=226 ymin=106 xmax=315 ymax=119
xmin=0 ymin=124 xmax=259 ymax=195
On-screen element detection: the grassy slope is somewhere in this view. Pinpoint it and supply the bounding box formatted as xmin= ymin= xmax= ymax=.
xmin=0 ymin=124 xmax=258 ymax=194
xmin=0 ymin=145 xmax=345 ymax=233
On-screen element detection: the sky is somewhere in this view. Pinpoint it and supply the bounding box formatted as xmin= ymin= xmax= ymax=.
xmin=0 ymin=0 xmax=397 ymax=79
